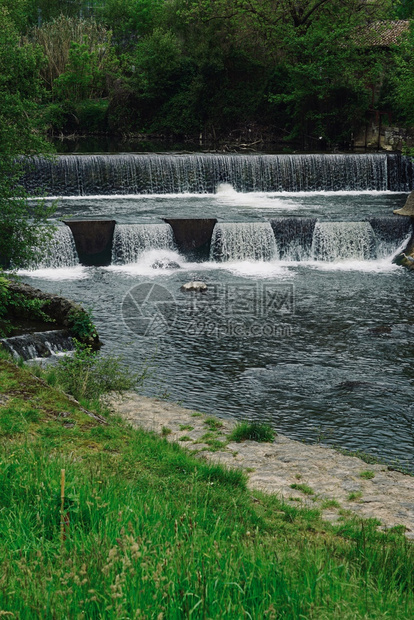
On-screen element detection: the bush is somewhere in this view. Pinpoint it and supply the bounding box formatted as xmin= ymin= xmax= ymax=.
xmin=52 ymin=341 xmax=146 ymax=401
xmin=67 ymin=308 xmax=97 ymax=340
xmin=31 ymin=16 xmax=115 ymax=92
xmin=229 ymin=421 xmax=276 ymax=443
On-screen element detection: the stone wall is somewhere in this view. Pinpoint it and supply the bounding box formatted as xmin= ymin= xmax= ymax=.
xmin=354 ymin=124 xmax=414 ymax=151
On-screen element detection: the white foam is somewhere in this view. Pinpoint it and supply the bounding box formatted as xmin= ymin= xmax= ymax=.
xmin=294 ymin=238 xmax=408 ymax=273
xmin=214 ymin=183 xmax=298 ymax=209
xmin=104 ymin=248 xmax=292 ymax=279
xmin=209 ymin=260 xmax=292 ymax=278
xmin=34 ymin=193 xmax=217 ymax=201
xmin=300 ymin=259 xmax=401 ymax=273
xmin=105 ymin=249 xmax=185 ymax=276
xmin=35 ymin=189 xmax=405 ymax=201
xmin=16 ymin=265 xmax=88 ymax=280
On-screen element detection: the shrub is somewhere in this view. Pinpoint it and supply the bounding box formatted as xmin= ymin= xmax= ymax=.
xmin=52 ymin=341 xmax=145 ymax=401
xmin=67 ymin=308 xmax=97 ymax=340
xmin=229 ymin=421 xmax=276 ymax=443
xmin=31 ymin=16 xmax=115 ymax=92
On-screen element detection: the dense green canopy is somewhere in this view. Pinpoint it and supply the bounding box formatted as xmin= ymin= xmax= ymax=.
xmin=0 ymin=0 xmax=413 ymax=150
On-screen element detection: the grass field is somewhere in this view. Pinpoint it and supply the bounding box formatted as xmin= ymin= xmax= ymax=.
xmin=0 ymin=354 xmax=413 ymax=618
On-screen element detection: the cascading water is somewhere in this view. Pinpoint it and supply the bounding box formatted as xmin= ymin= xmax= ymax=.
xmin=311 ymin=222 xmax=377 ymax=261
xmin=368 ymin=216 xmax=412 ymax=258
xmin=111 ymin=223 xmax=176 ymax=264
xmin=0 ymin=330 xmax=74 ymax=361
xmin=271 ymin=218 xmax=317 ymax=261
xmin=31 ymin=227 xmax=79 ymax=269
xmin=21 ymin=153 xmax=413 ymax=196
xmin=210 ymin=222 xmax=278 ymax=262
xmin=18 ymin=157 xmax=414 ymax=469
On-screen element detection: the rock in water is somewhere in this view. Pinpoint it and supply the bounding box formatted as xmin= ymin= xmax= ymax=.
xmin=394 ymin=190 xmax=414 ymax=215
xmin=152 ymin=259 xmax=181 ymax=270
xmin=180 ymin=281 xmax=207 ymax=292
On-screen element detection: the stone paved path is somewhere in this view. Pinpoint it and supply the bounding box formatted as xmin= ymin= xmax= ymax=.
xmin=110 ymin=393 xmax=414 ymax=539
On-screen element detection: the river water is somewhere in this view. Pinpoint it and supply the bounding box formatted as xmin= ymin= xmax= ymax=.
xmin=18 ymin=154 xmax=414 ymax=469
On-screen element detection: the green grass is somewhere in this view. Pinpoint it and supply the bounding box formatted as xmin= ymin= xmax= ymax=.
xmin=204 ymin=416 xmax=224 ymax=430
xmin=360 ymin=470 xmax=375 ymax=480
xmin=0 ymin=357 xmax=414 ymax=618
xmin=229 ymin=421 xmax=276 ymax=443
xmin=348 ymin=491 xmax=363 ymax=502
xmin=290 ymin=483 xmax=315 ymax=496
xmin=322 ymin=499 xmax=341 ymax=509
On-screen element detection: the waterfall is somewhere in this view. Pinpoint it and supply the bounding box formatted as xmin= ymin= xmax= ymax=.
xmin=368 ymin=216 xmax=412 ymax=258
xmin=271 ymin=218 xmax=317 ymax=261
xmin=210 ymin=223 xmax=278 ymax=262
xmin=32 ymin=227 xmax=79 ymax=269
xmin=0 ymin=330 xmax=74 ymax=361
xmin=21 ymin=153 xmax=413 ymax=196
xmin=111 ymin=223 xmax=176 ymax=264
xmin=311 ymin=222 xmax=377 ymax=261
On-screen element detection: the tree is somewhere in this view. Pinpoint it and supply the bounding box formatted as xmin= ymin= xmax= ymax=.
xmin=0 ymin=7 xmax=55 ymax=268
xmin=385 ymin=24 xmax=414 ymax=125
xmin=98 ymin=0 xmax=163 ymax=48
xmin=177 ymin=0 xmax=392 ymax=144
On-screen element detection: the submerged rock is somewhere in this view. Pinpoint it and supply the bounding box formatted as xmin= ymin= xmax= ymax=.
xmin=336 ymin=380 xmax=371 ymax=391
xmin=180 ymin=281 xmax=207 ymax=292
xmin=368 ymin=325 xmax=392 ymax=336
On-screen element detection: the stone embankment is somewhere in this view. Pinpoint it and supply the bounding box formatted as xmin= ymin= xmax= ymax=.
xmin=111 ymin=392 xmax=414 ymax=539
xmin=6 ymin=280 xmax=101 ymax=348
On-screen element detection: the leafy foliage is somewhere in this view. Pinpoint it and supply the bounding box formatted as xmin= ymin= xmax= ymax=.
xmin=31 ymin=15 xmax=117 ymax=93
xmin=98 ymin=0 xmax=163 ymax=47
xmin=2 ymin=0 xmax=414 ymax=156
xmin=386 ymin=24 xmax=414 ymax=125
xmin=0 ymin=275 xmax=52 ymax=336
xmin=0 ymin=7 xmax=55 ymax=269
xmin=51 ymin=340 xmax=145 ymax=401
xmin=67 ymin=308 xmax=97 ymax=340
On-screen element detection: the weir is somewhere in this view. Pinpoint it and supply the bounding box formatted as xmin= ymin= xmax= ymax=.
xmin=311 ymin=222 xmax=376 ymax=261
xmin=210 ymin=222 xmax=278 ymax=262
xmin=25 ymin=216 xmax=411 ymax=267
xmin=0 ymin=330 xmax=74 ymax=361
xmin=15 ymin=153 xmax=414 ymax=465
xmin=33 ymin=227 xmax=79 ymax=269
xmin=271 ymin=218 xmax=317 ymax=261
xmin=163 ymin=218 xmax=217 ymax=259
xmin=22 ymin=153 xmax=414 ymax=195
xmin=111 ymin=223 xmax=176 ymax=264
xmin=63 ymin=219 xmax=115 ymax=266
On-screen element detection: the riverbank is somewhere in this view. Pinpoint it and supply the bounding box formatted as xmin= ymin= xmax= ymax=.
xmin=111 ymin=392 xmax=414 ymax=539
xmin=0 ymin=355 xmax=413 ymax=617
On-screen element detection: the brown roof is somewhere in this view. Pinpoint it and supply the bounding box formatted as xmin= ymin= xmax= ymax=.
xmin=355 ymin=20 xmax=410 ymax=47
